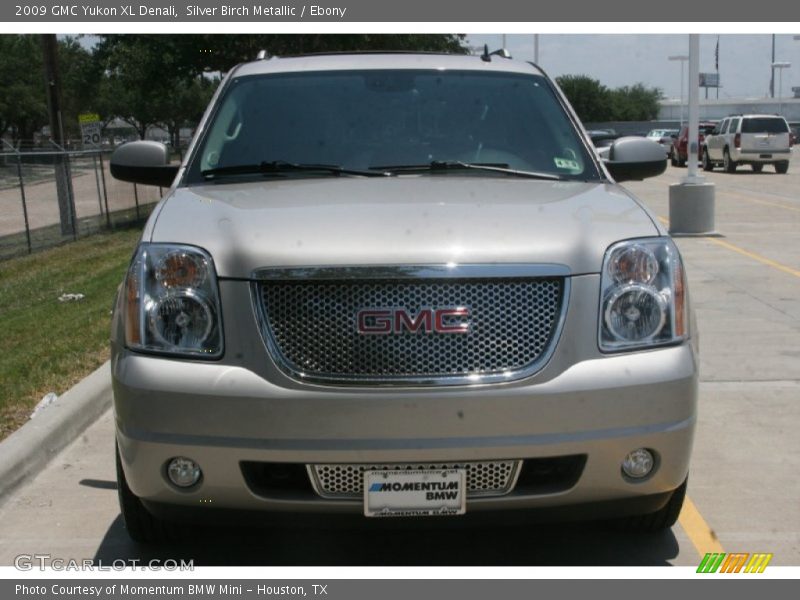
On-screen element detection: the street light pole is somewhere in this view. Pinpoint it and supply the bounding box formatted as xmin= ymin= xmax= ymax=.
xmin=534 ymin=34 xmax=539 ymax=64
xmin=668 ymin=35 xmax=715 ymax=236
xmin=669 ymin=55 xmax=689 ymax=127
xmin=771 ymin=61 xmax=791 ymax=116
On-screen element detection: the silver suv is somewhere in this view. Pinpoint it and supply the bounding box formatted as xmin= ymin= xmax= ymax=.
xmin=702 ymin=114 xmax=791 ymax=173
xmin=109 ymin=52 xmax=696 ymax=543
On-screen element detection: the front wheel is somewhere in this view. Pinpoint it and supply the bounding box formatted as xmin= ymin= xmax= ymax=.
xmin=620 ymin=477 xmax=687 ymax=533
xmin=116 ymin=443 xmax=184 ymax=543
xmin=702 ymin=149 xmax=713 ymax=171
xmin=775 ymin=161 xmax=789 ymax=174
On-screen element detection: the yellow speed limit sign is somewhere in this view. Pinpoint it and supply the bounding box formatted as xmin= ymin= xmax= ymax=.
xmin=79 ymin=113 xmax=102 ymax=149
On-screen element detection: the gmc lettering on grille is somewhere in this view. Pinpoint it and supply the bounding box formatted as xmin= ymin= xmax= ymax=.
xmin=356 ymin=307 xmax=471 ymax=335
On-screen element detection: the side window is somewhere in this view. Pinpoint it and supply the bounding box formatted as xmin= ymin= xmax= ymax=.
xmin=719 ymin=119 xmax=729 ymax=134
xmin=729 ymin=118 xmax=741 ymax=133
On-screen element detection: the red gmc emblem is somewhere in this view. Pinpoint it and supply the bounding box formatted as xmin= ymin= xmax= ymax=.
xmin=356 ymin=307 xmax=471 ymax=335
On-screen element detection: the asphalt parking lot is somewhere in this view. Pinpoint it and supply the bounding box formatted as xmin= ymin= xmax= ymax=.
xmin=0 ymin=155 xmax=798 ymax=566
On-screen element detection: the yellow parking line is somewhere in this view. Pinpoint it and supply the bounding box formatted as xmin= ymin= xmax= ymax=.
xmin=722 ymin=190 xmax=800 ymax=214
xmin=658 ymin=216 xmax=800 ymax=279
xmin=679 ymin=496 xmax=725 ymax=557
xmin=707 ymin=238 xmax=800 ymax=278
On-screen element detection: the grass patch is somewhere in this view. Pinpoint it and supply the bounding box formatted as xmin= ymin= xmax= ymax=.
xmin=0 ymin=228 xmax=143 ymax=440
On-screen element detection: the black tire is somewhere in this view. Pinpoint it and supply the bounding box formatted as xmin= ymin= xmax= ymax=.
xmin=676 ymin=154 xmax=686 ymax=168
xmin=116 ymin=443 xmax=183 ymax=543
xmin=723 ymin=148 xmax=737 ymax=173
xmin=751 ymin=164 xmax=763 ymax=173
xmin=775 ymin=161 xmax=789 ymax=174
xmin=702 ymin=149 xmax=713 ymax=171
xmin=621 ymin=477 xmax=688 ymax=533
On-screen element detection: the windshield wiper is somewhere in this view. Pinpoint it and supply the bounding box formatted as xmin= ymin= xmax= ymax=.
xmin=370 ymin=160 xmax=567 ymax=181
xmin=202 ymin=160 xmax=389 ymax=180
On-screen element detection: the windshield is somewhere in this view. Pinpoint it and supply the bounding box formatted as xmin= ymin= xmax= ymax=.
xmin=185 ymin=69 xmax=601 ymax=183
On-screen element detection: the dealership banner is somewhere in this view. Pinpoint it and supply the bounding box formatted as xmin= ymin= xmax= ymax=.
xmin=4 ymin=0 xmax=800 ymax=22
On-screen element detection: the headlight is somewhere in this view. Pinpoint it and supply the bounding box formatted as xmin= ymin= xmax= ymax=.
xmin=123 ymin=244 xmax=223 ymax=358
xmin=599 ymin=238 xmax=687 ymax=351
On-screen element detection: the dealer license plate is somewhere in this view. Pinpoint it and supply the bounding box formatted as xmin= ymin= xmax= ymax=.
xmin=363 ymin=469 xmax=466 ymax=517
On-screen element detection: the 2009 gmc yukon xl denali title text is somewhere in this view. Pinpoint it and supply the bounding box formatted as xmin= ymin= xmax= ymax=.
xmin=109 ymin=52 xmax=697 ymax=542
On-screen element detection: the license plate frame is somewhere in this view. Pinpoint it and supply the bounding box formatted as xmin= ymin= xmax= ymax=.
xmin=363 ymin=469 xmax=466 ymax=518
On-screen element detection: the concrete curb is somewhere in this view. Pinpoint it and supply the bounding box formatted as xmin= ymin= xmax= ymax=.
xmin=0 ymin=361 xmax=112 ymax=505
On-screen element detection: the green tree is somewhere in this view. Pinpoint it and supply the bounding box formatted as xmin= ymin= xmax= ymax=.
xmin=608 ymin=84 xmax=663 ymax=121
xmin=95 ymin=36 xmax=187 ymax=139
xmin=555 ymin=75 xmax=613 ymax=123
xmin=180 ymin=34 xmax=469 ymax=74
xmin=93 ymin=34 xmax=468 ymax=141
xmin=57 ymin=36 xmax=103 ymax=141
xmin=0 ymin=35 xmax=48 ymax=146
xmin=154 ymin=75 xmax=219 ymax=149
xmin=556 ymin=75 xmax=662 ymax=123
xmin=0 ymin=35 xmax=101 ymax=147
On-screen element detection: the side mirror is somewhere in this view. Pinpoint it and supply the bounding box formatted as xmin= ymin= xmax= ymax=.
xmin=110 ymin=141 xmax=179 ymax=187
xmin=603 ymin=136 xmax=667 ymax=182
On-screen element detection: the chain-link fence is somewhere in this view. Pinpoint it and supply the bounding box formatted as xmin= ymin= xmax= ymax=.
xmin=0 ymin=143 xmax=166 ymax=260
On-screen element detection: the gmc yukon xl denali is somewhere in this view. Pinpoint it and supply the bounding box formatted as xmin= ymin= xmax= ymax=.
xmin=109 ymin=52 xmax=697 ymax=543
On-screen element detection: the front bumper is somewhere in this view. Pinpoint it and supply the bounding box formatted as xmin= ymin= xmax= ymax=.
xmin=113 ymin=343 xmax=697 ymax=517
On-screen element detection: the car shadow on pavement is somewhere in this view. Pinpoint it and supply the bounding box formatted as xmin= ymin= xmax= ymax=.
xmin=93 ymin=514 xmax=680 ymax=566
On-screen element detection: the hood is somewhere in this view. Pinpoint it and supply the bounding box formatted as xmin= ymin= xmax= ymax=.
xmin=148 ymin=176 xmax=659 ymax=278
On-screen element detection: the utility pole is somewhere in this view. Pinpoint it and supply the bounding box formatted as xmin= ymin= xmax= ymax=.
xmin=669 ymin=34 xmax=715 ymax=236
xmin=41 ymin=34 xmax=76 ymax=237
xmin=770 ymin=34 xmax=776 ymax=98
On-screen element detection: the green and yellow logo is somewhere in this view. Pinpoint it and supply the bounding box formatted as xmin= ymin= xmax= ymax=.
xmin=697 ymin=553 xmax=773 ymax=573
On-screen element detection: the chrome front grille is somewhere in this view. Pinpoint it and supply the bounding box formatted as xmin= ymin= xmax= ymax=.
xmin=309 ymin=461 xmax=521 ymax=499
xmin=254 ymin=265 xmax=567 ymax=385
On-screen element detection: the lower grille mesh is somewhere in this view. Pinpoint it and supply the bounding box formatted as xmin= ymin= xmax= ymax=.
xmin=309 ymin=461 xmax=521 ymax=499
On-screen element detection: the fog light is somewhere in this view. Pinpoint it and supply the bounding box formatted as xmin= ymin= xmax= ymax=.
xmin=621 ymin=448 xmax=654 ymax=479
xmin=167 ymin=457 xmax=201 ymax=488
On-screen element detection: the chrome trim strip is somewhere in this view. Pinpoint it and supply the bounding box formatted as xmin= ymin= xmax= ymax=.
xmin=252 ymin=263 xmax=570 ymax=281
xmin=250 ymin=264 xmax=570 ymax=387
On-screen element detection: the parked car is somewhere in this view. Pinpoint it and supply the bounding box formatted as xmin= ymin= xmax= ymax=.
xmin=108 ymin=51 xmax=694 ymax=542
xmin=671 ymin=123 xmax=717 ymax=167
xmin=702 ymin=114 xmax=792 ymax=173
xmin=647 ymin=129 xmax=679 ymax=160
xmin=587 ymin=129 xmax=620 ymax=160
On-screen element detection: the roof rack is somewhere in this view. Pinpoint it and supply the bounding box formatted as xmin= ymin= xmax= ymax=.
xmin=480 ymin=45 xmax=512 ymax=62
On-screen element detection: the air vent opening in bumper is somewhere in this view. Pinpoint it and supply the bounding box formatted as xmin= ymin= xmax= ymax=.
xmin=240 ymin=455 xmax=586 ymax=501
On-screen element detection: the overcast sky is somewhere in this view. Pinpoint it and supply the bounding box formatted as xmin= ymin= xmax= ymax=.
xmin=467 ymin=34 xmax=800 ymax=99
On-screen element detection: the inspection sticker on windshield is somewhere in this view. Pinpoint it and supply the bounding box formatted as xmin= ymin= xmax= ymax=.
xmin=554 ymin=157 xmax=581 ymax=171
xmin=364 ymin=469 xmax=466 ymax=517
